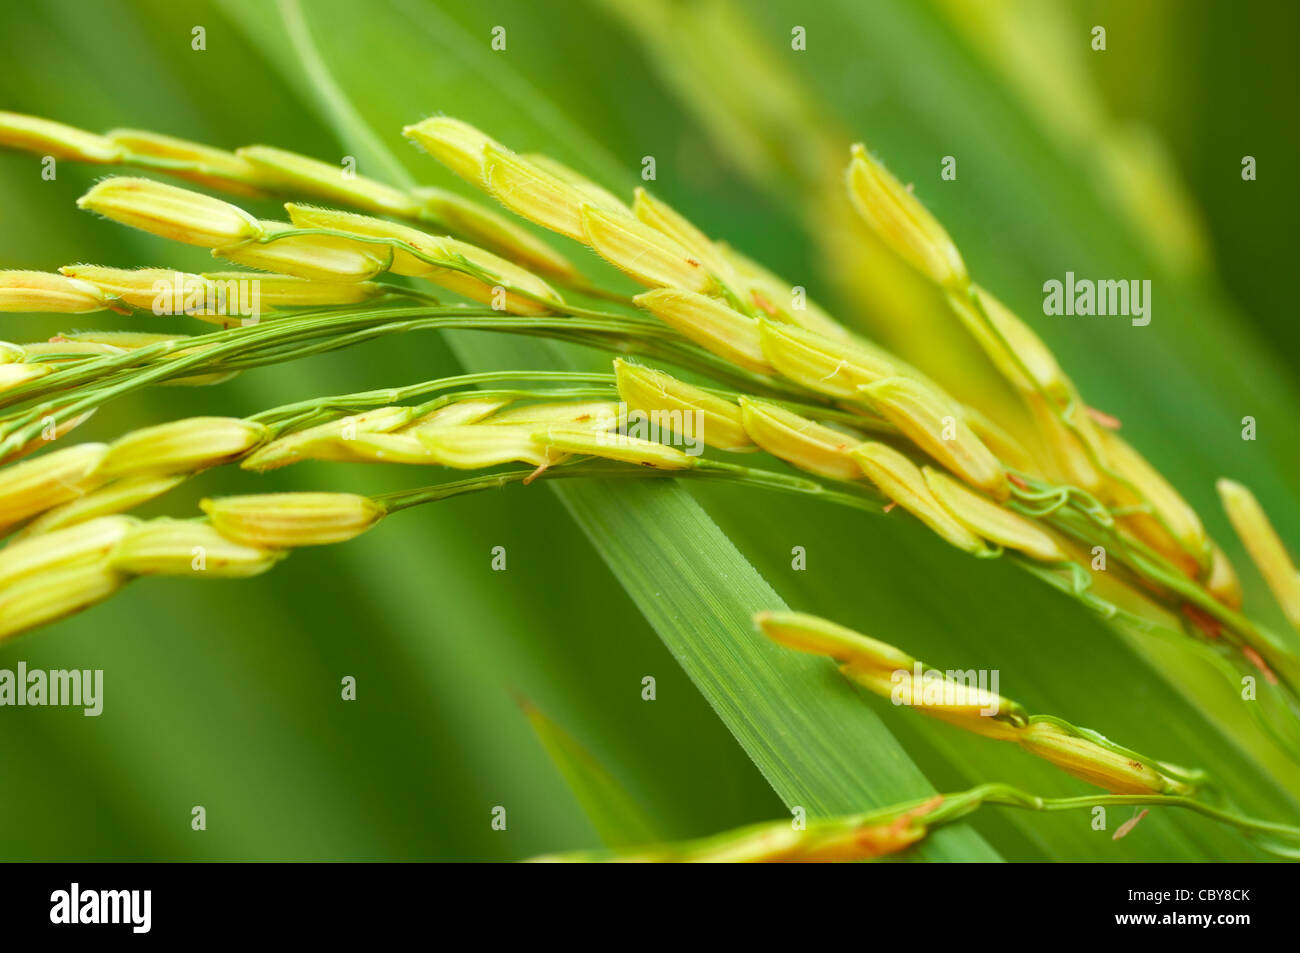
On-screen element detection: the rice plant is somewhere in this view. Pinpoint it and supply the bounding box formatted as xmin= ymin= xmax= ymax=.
xmin=0 ymin=0 xmax=1295 ymax=865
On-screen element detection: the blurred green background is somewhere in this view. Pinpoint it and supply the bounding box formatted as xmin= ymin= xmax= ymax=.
xmin=1 ymin=0 xmax=1297 ymax=860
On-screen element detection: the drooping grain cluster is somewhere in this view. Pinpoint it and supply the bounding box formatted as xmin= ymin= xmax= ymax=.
xmin=2 ymin=109 xmax=1300 ymax=859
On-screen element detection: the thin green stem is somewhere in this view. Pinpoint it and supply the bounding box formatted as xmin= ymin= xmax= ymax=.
xmin=249 ymin=370 xmax=617 ymax=426
xmin=0 ymin=305 xmax=752 ymax=452
xmin=377 ymin=458 xmax=886 ymax=514
xmin=537 ymin=780 xmax=1300 ymax=861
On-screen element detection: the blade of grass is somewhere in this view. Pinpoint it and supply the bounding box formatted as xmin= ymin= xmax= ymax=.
xmin=519 ymin=696 xmax=661 ymax=849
